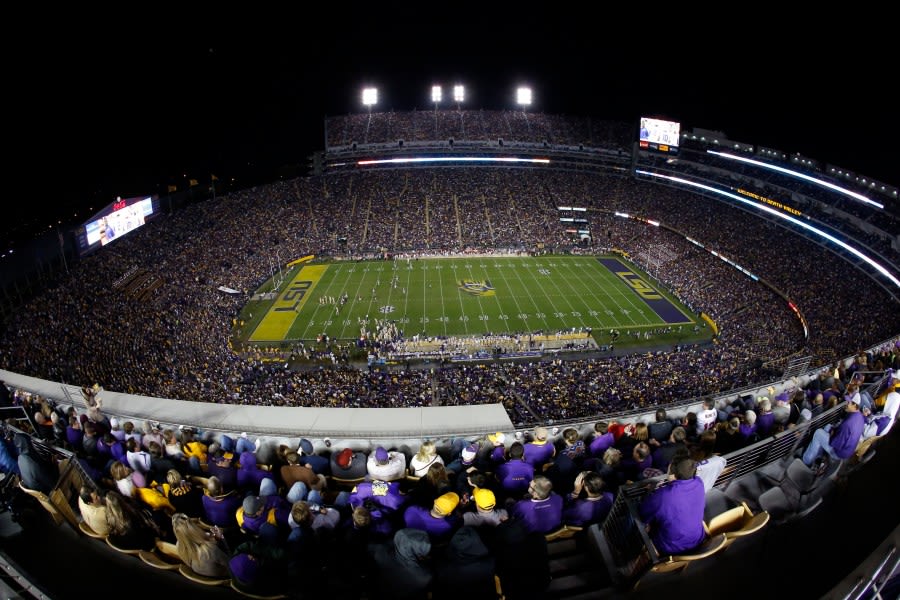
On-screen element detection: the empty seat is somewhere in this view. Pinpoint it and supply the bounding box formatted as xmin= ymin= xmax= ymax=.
xmin=18 ymin=482 xmax=63 ymax=526
xmin=637 ymin=533 xmax=728 ymax=583
xmin=723 ymin=510 xmax=770 ymax=547
xmin=706 ymin=502 xmax=752 ymax=537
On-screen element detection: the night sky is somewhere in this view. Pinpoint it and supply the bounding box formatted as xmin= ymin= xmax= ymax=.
xmin=8 ymin=15 xmax=896 ymax=249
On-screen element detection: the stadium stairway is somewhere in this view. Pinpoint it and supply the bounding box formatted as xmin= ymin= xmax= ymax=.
xmin=545 ymin=536 xmax=615 ymax=599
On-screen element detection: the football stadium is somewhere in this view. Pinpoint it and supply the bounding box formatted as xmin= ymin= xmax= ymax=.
xmin=1 ymin=98 xmax=899 ymax=598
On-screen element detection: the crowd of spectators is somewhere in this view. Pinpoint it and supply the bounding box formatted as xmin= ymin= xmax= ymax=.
xmin=325 ymin=109 xmax=632 ymax=150
xmin=1 ymin=151 xmax=898 ymax=422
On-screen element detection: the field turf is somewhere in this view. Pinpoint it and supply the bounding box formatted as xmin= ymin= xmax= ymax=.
xmin=242 ymin=256 xmax=701 ymax=346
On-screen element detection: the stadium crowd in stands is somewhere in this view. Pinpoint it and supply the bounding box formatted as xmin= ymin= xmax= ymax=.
xmin=0 ymin=166 xmax=898 ymax=421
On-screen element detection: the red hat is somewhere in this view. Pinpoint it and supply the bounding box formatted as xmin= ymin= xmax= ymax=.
xmin=335 ymin=448 xmax=353 ymax=468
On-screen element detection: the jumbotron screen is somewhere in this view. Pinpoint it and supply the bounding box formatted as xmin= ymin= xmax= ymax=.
xmin=639 ymin=116 xmax=680 ymax=154
xmin=76 ymin=195 xmax=159 ymax=255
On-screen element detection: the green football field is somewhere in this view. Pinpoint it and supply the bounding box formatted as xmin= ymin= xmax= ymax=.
xmin=241 ymin=255 xmax=701 ymax=345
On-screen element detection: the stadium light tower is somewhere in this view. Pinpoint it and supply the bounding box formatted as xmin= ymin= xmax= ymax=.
xmin=453 ymin=84 xmax=465 ymax=111
xmin=362 ymin=87 xmax=378 ymax=112
xmin=432 ymin=85 xmax=442 ymax=137
xmin=516 ymin=86 xmax=533 ymax=135
xmin=432 ymin=85 xmax=442 ymax=108
xmin=362 ymin=87 xmax=378 ymax=145
xmin=516 ymin=86 xmax=532 ymax=111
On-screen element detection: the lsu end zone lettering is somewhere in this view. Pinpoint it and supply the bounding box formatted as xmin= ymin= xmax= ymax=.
xmin=614 ymin=270 xmax=662 ymax=300
xmin=597 ymin=257 xmax=693 ymax=325
xmin=249 ymin=264 xmax=327 ymax=342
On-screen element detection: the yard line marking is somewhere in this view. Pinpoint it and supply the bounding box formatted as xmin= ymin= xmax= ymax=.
xmin=525 ymin=258 xmax=588 ymax=330
xmin=565 ymin=258 xmax=646 ymax=328
xmin=508 ymin=257 xmax=551 ymax=330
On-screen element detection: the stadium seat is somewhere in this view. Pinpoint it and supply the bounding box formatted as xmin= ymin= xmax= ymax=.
xmin=139 ymin=549 xmax=181 ymax=570
xmin=722 ymin=510 xmax=769 ymax=548
xmin=705 ymin=502 xmax=752 ymax=536
xmin=105 ymin=536 xmax=143 ymax=556
xmin=18 ymin=482 xmax=64 ymax=527
xmin=703 ymin=501 xmax=769 ymax=548
xmin=229 ymin=581 xmax=288 ymax=599
xmin=78 ymin=520 xmax=106 ymax=539
xmin=178 ymin=563 xmax=230 ymax=586
xmin=646 ymin=533 xmax=727 ymax=575
xmin=329 ymin=475 xmax=365 ymax=490
xmin=156 ymin=539 xmax=181 ymax=561
xmin=545 ymin=524 xmax=583 ymax=542
xmin=758 ymin=484 xmax=822 ymax=524
xmin=703 ymin=487 xmax=737 ymax=523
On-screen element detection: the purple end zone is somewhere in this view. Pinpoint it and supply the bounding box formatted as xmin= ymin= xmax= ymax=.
xmin=597 ymin=257 xmax=692 ymax=324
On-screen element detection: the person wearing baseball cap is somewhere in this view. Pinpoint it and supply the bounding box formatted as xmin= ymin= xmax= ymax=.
xmin=366 ymin=446 xmax=406 ymax=482
xmin=801 ymin=392 xmax=865 ymax=471
xmin=331 ymin=447 xmax=368 ymax=479
xmin=485 ymin=432 xmax=507 ymax=465
xmin=297 ymin=438 xmax=329 ymax=475
xmin=403 ymin=491 xmax=460 ymax=542
xmin=462 ymin=487 xmax=508 ymax=528
xmin=446 ymin=443 xmax=479 ymax=477
xmin=236 ymin=495 xmax=278 ymax=537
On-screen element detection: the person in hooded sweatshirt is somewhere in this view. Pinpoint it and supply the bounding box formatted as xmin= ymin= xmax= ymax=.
xmin=432 ymin=526 xmax=496 ymax=600
xmin=369 ymin=527 xmax=432 ymax=600
xmin=15 ymin=433 xmax=57 ymax=493
xmin=236 ymin=450 xmax=274 ymax=495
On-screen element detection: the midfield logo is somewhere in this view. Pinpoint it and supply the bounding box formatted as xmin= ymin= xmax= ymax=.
xmin=458 ymin=279 xmax=496 ymax=297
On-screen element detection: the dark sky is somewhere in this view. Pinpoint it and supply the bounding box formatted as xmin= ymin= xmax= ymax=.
xmin=9 ymin=16 xmax=896 ymax=247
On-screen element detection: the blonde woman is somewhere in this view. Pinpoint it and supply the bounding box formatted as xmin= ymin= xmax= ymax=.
xmin=110 ymin=460 xmax=143 ymax=498
xmin=409 ymin=440 xmax=443 ymax=477
xmin=172 ymin=513 xmax=229 ymax=577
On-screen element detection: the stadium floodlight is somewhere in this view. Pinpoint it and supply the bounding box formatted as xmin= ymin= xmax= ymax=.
xmin=432 ymin=85 xmax=442 ymax=104
xmin=453 ymin=84 xmax=465 ymax=111
xmin=362 ymin=87 xmax=378 ymax=110
xmin=516 ymin=86 xmax=532 ymax=109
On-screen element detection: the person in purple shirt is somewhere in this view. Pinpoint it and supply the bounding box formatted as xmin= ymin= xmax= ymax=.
xmin=350 ymin=480 xmax=409 ymax=538
xmin=236 ymin=451 xmax=274 ymax=494
xmin=65 ymin=416 xmax=84 ymax=453
xmin=563 ymin=471 xmax=613 ymax=527
xmin=738 ymin=410 xmax=758 ymax=442
xmin=638 ymin=456 xmax=706 ymax=556
xmin=755 ymin=397 xmax=776 ymax=438
xmin=479 ymin=432 xmax=507 ymax=469
xmin=206 ymin=443 xmax=238 ymax=490
xmin=403 ymin=491 xmax=460 ymax=542
xmin=802 ymin=396 xmax=866 ymax=467
xmin=510 ymin=475 xmax=563 ymax=534
xmin=497 ymin=442 xmax=534 ymax=498
xmin=588 ymin=422 xmax=615 ymax=458
xmin=618 ymin=442 xmax=652 ymax=482
xmin=201 ymin=475 xmax=242 ymax=528
xmin=523 ymin=427 xmax=556 ymax=469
